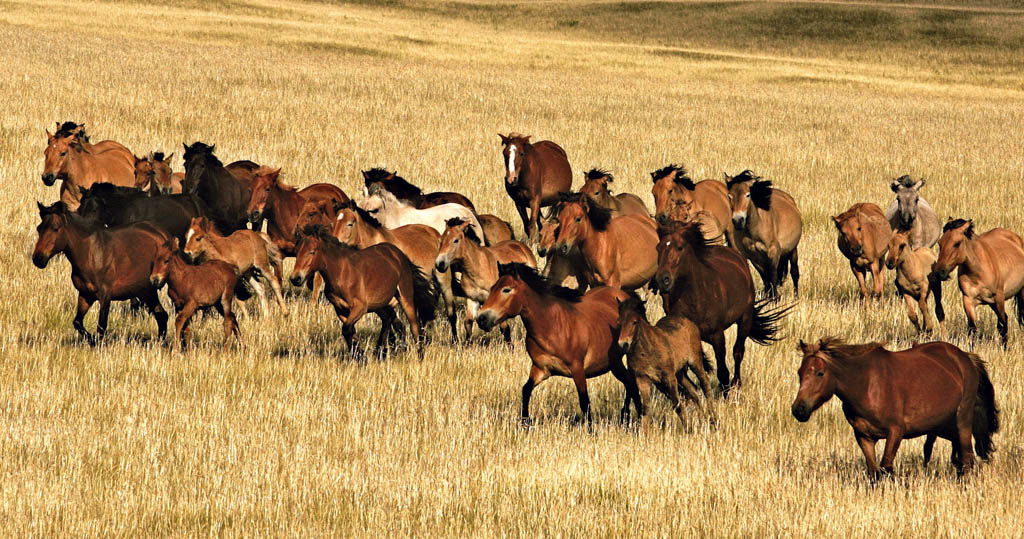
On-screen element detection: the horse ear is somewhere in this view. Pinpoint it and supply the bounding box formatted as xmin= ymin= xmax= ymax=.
xmin=170 ymin=237 xmax=180 ymax=250
xmin=134 ymin=154 xmax=143 ymax=163
xmin=164 ymin=153 xmax=174 ymax=164
xmin=831 ymin=215 xmax=841 ymax=228
xmin=37 ymin=201 xmax=46 ymax=215
xmin=269 ymin=168 xmax=281 ymax=181
xmin=361 ymin=170 xmax=370 ymax=180
xmin=890 ymin=181 xmax=900 ymax=193
xmin=46 ymin=129 xmax=54 ymax=141
xmin=183 ymin=142 xmax=190 ymax=152
xmin=498 ymin=133 xmax=509 ymax=144
xmin=798 ymin=339 xmax=807 ymax=353
xmin=913 ymin=179 xmax=925 ymax=191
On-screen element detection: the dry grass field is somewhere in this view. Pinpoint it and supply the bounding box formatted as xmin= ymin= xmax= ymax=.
xmin=2 ymin=0 xmax=1024 ymax=535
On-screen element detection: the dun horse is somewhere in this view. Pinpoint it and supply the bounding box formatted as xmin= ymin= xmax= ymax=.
xmin=650 ymin=164 xmax=733 ymax=246
xmin=499 ymin=133 xmax=573 ymax=240
xmin=42 ymin=122 xmax=135 ymax=209
xmin=932 ymin=219 xmax=1024 ymax=346
xmin=246 ymin=166 xmax=350 ymax=255
xmin=726 ymin=170 xmax=802 ymax=297
xmin=792 ymin=338 xmax=999 ymax=477
xmin=135 ymin=152 xmax=184 ymax=195
xmin=886 ymin=175 xmax=940 ymax=248
xmin=834 ymin=202 xmax=892 ymax=302
xmin=886 ymin=229 xmax=944 ymax=333
xmin=578 ymin=169 xmax=648 ymax=218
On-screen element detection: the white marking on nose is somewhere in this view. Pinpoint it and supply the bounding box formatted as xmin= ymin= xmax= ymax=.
xmin=186 ymin=229 xmax=194 ymax=243
xmin=508 ymin=146 xmax=516 ymax=173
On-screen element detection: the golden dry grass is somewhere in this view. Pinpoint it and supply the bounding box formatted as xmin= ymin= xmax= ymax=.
xmin=2 ymin=0 xmax=1024 ymax=536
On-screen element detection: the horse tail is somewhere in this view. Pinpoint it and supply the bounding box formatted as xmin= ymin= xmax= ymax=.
xmin=748 ymin=298 xmax=795 ymax=346
xmin=410 ymin=265 xmax=438 ymax=324
xmin=970 ymin=354 xmax=999 ymax=460
xmin=700 ymin=348 xmax=713 ymax=374
xmin=262 ymin=234 xmax=284 ymax=279
xmin=234 ymin=268 xmax=257 ymax=302
xmin=1014 ymin=290 xmax=1024 ymax=327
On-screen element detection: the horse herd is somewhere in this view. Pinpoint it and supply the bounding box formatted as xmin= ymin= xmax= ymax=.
xmin=32 ymin=122 xmax=1005 ymax=478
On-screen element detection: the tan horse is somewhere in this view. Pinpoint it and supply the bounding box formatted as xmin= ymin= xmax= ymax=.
xmin=183 ymin=217 xmax=289 ymax=316
xmin=834 ymin=202 xmax=892 ymax=302
xmin=886 ymin=229 xmax=944 ymax=333
xmin=578 ymin=169 xmax=649 ymax=218
xmin=477 ymin=214 xmax=515 ymax=245
xmin=933 ymin=219 xmax=1024 ymax=346
xmin=42 ymin=122 xmax=135 ymax=210
xmin=651 ymin=164 xmax=733 ymax=246
xmin=135 ymin=152 xmax=185 ymax=195
xmin=552 ymin=193 xmax=657 ymax=290
xmin=435 ymin=217 xmax=537 ymax=342
xmin=727 ymin=170 xmax=802 ymax=298
xmin=537 ymin=214 xmax=591 ymax=292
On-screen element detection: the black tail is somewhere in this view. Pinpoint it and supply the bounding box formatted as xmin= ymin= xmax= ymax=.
xmin=410 ymin=266 xmax=437 ymax=324
xmin=234 ymin=268 xmax=258 ymax=302
xmin=748 ymin=298 xmax=795 ymax=346
xmin=1014 ymin=291 xmax=1024 ymax=327
xmin=971 ymin=354 xmax=999 ymax=460
xmin=929 ymin=273 xmax=945 ymax=323
xmin=700 ymin=349 xmax=713 ymax=374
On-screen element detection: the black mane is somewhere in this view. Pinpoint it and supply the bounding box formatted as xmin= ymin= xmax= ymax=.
xmin=54 ymin=121 xmax=88 ymax=141
xmin=556 ymin=192 xmax=612 ymax=231
xmin=498 ymin=262 xmax=583 ymax=303
xmin=183 ymin=142 xmax=221 ymax=166
xmin=585 ymin=168 xmax=613 ymax=182
xmin=445 ymin=217 xmax=482 ymax=243
xmin=657 ymin=220 xmax=714 ymax=258
xmin=81 ymin=182 xmax=146 ymax=200
xmin=944 ymin=218 xmax=975 ymax=238
xmin=894 ymin=174 xmax=916 ymax=188
xmin=151 ymin=152 xmax=166 ymax=162
xmin=750 ymin=179 xmax=773 ymax=211
xmin=300 ymin=224 xmax=354 ymax=249
xmin=726 ymin=169 xmax=760 ymax=189
xmin=343 ymin=200 xmax=382 ymax=228
xmin=363 ymin=168 xmax=424 ymax=204
xmin=618 ymin=291 xmax=647 ymax=320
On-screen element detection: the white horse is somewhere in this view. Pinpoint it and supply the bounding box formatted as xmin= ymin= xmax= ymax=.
xmin=358 ymin=188 xmax=485 ymax=241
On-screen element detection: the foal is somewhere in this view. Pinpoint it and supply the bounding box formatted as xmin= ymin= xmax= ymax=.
xmin=886 ymin=229 xmax=943 ymax=333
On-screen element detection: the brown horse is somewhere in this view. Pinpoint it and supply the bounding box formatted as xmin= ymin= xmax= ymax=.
xmin=183 ymin=217 xmax=288 ymax=316
xmin=246 ymin=167 xmax=350 ymax=255
xmin=886 ymin=229 xmax=944 ymax=333
xmin=538 ymin=214 xmax=591 ymax=292
xmin=552 ymin=193 xmax=657 ymax=290
xmin=289 ymin=226 xmax=436 ymax=359
xmin=475 ymin=263 xmax=635 ymax=427
xmin=477 ymin=214 xmax=515 ymax=245
xmin=932 ymin=219 xmax=1024 ymax=346
xmin=32 ymin=201 xmax=169 ymax=344
xmin=792 ymin=338 xmax=999 ymax=477
xmin=151 ymin=238 xmax=241 ymax=351
xmin=578 ymin=169 xmax=649 ymax=218
xmin=362 ymin=168 xmax=476 ymax=212
xmin=42 ymin=122 xmax=135 ymax=210
xmin=135 ymin=152 xmax=185 ymax=195
xmin=616 ymin=295 xmax=714 ymax=427
xmin=727 ymin=170 xmax=802 ymax=298
xmin=834 ymin=202 xmax=892 ymax=302
xmin=435 ymin=218 xmax=537 ymax=342
xmin=665 ymin=204 xmax=726 ymax=246
xmin=499 ymin=133 xmax=573 ymax=240
xmin=332 ymin=201 xmax=458 ymax=342
xmin=650 ymin=164 xmax=733 ymax=246
xmin=655 ymin=220 xmax=791 ymax=395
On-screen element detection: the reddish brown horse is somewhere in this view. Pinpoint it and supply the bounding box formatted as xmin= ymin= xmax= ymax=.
xmin=362 ymin=168 xmax=476 ymax=211
xmin=246 ymin=167 xmax=350 ymax=255
xmin=650 ymin=164 xmax=733 ymax=246
xmin=289 ymin=226 xmax=436 ymax=359
xmin=538 ymin=214 xmax=591 ymax=292
xmin=578 ymin=168 xmax=649 ymax=218
xmin=475 ymin=263 xmax=635 ymax=427
xmin=655 ymin=220 xmax=790 ymax=395
xmin=32 ymin=201 xmax=169 ymax=344
xmin=792 ymin=338 xmax=999 ymax=477
xmin=834 ymin=202 xmax=892 ymax=302
xmin=135 ymin=152 xmax=184 ymax=195
xmin=499 ymin=133 xmax=573 ymax=240
xmin=42 ymin=122 xmax=135 ymax=210
xmin=932 ymin=219 xmax=1024 ymax=346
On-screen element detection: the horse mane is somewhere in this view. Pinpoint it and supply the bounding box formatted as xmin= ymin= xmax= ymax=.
xmin=505 ymin=132 xmax=530 ymax=142
xmin=445 ymin=217 xmax=481 ymax=244
xmin=183 ymin=142 xmax=222 ymax=167
xmin=750 ymin=180 xmax=773 ymax=211
xmin=657 ymin=220 xmax=714 ymax=258
xmin=498 ymin=262 xmax=583 ymax=303
xmin=585 ymin=168 xmax=613 ymax=182
xmin=618 ymin=291 xmax=646 ymax=320
xmin=557 ymin=192 xmax=612 ymax=231
xmin=944 ymin=218 xmax=975 ymax=238
xmin=894 ymin=174 xmax=916 ymax=188
xmin=726 ymin=170 xmax=760 ymax=189
xmin=341 ymin=200 xmax=381 ymax=228
xmin=148 ymin=151 xmax=166 ymax=162
xmin=82 ymin=182 xmax=144 ymax=199
xmin=808 ymin=337 xmax=886 ymax=376
xmin=55 ymin=121 xmax=88 ymax=141
xmin=364 ymin=168 xmax=423 ymax=202
xmin=651 ymin=164 xmax=695 ymax=190
xmin=300 ymin=225 xmax=354 ymax=249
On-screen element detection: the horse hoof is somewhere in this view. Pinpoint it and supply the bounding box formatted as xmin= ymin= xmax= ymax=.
xmin=519 ymin=417 xmax=535 ymax=429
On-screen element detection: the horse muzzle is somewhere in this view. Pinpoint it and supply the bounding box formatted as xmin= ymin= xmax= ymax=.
xmin=885 ymin=259 xmax=896 ymax=270
xmin=41 ymin=173 xmax=57 ymax=187
xmin=476 ymin=310 xmax=498 ymax=331
xmin=31 ymin=253 xmax=49 ymax=268
xmin=791 ymin=403 xmax=812 ymax=423
xmin=933 ymin=268 xmax=951 ymax=281
xmin=850 ymin=246 xmax=863 ymax=257
xmin=657 ymin=273 xmax=674 ymax=292
xmin=248 ymin=210 xmax=263 ymax=223
xmin=289 ymin=272 xmax=306 ymax=287
xmin=434 ymin=257 xmax=449 ymax=273
xmin=150 ymin=276 xmax=166 ymax=288
xmin=558 ymin=243 xmax=571 ymax=256
xmin=732 ymin=214 xmax=746 ymax=229
xmin=655 ymin=213 xmax=669 ymax=225
xmin=536 ymin=246 xmax=548 ymax=257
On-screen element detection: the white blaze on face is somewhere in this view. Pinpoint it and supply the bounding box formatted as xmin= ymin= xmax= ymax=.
xmin=186 ymin=228 xmax=194 ymax=244
xmin=507 ymin=146 xmax=517 ymax=175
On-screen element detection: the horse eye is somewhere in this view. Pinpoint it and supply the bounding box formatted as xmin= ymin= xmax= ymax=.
xmin=347 ymin=222 xmax=354 ymax=228
xmin=453 ymin=238 xmax=460 ymax=243
xmin=745 ymin=193 xmax=750 ymax=198
xmin=60 ymin=151 xmax=67 ymax=157
xmin=502 ymin=287 xmax=512 ymax=294
xmin=575 ymin=217 xmax=582 ymax=222
xmin=816 ymin=371 xmax=824 ymax=378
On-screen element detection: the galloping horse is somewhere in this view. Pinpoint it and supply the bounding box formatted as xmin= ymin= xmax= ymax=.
xmin=932 ymin=219 xmax=1024 ymax=346
xmin=246 ymin=166 xmax=350 ymax=255
xmin=32 ymin=201 xmax=169 ymax=344
xmin=475 ymin=263 xmax=634 ymax=427
xmin=655 ymin=220 xmax=791 ymax=395
xmin=650 ymin=164 xmax=733 ymax=246
xmin=134 ymin=152 xmax=184 ymax=195
xmin=552 ymin=193 xmax=657 ymax=290
xmin=886 ymin=229 xmax=944 ymax=333
xmin=363 ymin=168 xmax=476 ymax=211
xmin=886 ymin=175 xmax=940 ymax=249
xmin=499 ymin=133 xmax=573 ymax=240
xmin=578 ymin=169 xmax=648 ymax=218
xmin=726 ymin=170 xmax=802 ymax=297
xmin=833 ymin=202 xmax=892 ymax=302
xmin=358 ymin=189 xmax=483 ymax=240
xmin=792 ymin=338 xmax=999 ymax=477
xmin=42 ymin=122 xmax=135 ymax=209
xmin=77 ymin=183 xmax=206 ymax=242
xmin=182 ymin=142 xmax=253 ymax=234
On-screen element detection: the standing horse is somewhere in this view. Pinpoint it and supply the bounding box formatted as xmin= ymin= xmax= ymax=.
xmin=833 ymin=202 xmax=892 ymax=302
xmin=475 ymin=263 xmax=635 ymax=427
xmin=135 ymin=152 xmax=185 ymax=195
xmin=792 ymin=338 xmax=999 ymax=477
xmin=246 ymin=166 xmax=350 ymax=255
xmin=886 ymin=229 xmax=944 ymax=333
xmin=32 ymin=202 xmax=169 ymax=344
xmin=182 ymin=142 xmax=253 ymax=234
xmin=435 ymin=218 xmax=537 ymax=342
xmin=362 ymin=168 xmax=476 ymax=211
xmin=655 ymin=220 xmax=791 ymax=395
xmin=358 ymin=190 xmax=484 ymax=240
xmin=578 ymin=168 xmax=649 ymax=218
xmin=886 ymin=175 xmax=941 ymax=249
xmin=552 ymin=193 xmax=657 ymax=290
xmin=650 ymin=164 xmax=733 ymax=246
xmin=289 ymin=226 xmax=436 ymax=360
xmin=77 ymin=183 xmax=206 ymax=242
xmin=932 ymin=219 xmax=1024 ymax=346
xmin=42 ymin=122 xmax=135 ymax=210
xmin=726 ymin=170 xmax=802 ymax=298
xmin=499 ymin=133 xmax=573 ymax=240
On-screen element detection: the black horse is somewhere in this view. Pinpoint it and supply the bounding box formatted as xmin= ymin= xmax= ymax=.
xmin=183 ymin=142 xmax=252 ymax=234
xmin=77 ymin=183 xmax=207 ymax=242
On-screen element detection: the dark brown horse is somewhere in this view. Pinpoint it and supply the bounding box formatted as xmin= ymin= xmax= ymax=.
xmin=655 ymin=220 xmax=791 ymax=395
xmin=792 ymin=338 xmax=999 ymax=477
xmin=246 ymin=167 xmax=350 ymax=256
xmin=182 ymin=142 xmax=253 ymax=234
xmin=289 ymin=226 xmax=436 ymax=359
xmin=476 ymin=263 xmax=635 ymax=427
xmin=362 ymin=168 xmax=476 ymax=212
xmin=32 ymin=201 xmax=169 ymax=345
xmin=650 ymin=164 xmax=733 ymax=246
xmin=77 ymin=183 xmax=206 ymax=242
xmin=578 ymin=168 xmax=648 ymax=218
xmin=499 ymin=133 xmax=573 ymax=240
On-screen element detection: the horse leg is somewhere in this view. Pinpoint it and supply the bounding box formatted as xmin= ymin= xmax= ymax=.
xmin=879 ymin=427 xmax=905 ymax=476
xmin=174 ymin=301 xmax=199 ymax=352
xmin=528 ymin=197 xmax=542 ymax=243
xmin=992 ymin=298 xmax=1009 ymax=348
xmin=434 ymin=270 xmax=457 ymax=343
xmin=264 ymin=269 xmax=289 ymax=317
xmin=521 ymin=364 xmax=549 ymax=427
xmin=216 ymin=291 xmax=240 ymax=348
xmin=902 ymin=293 xmax=921 ymax=331
xmin=955 ymin=388 xmax=978 ymax=476
xmin=500 ymin=322 xmax=512 ymax=344
xmin=95 ymin=296 xmax=112 ymax=344
xmin=140 ymin=289 xmax=168 ymax=342
xmin=688 ymin=355 xmax=716 ymax=423
xmin=607 ymin=352 xmax=640 ymax=424
xmin=870 ymin=261 xmax=885 ymax=299
xmin=374 ymin=307 xmax=397 ymax=358
xmin=571 ymin=368 xmax=593 ymax=430
xmin=514 ymin=201 xmax=530 ymax=242
xmin=856 ymin=433 xmax=880 ymax=480
xmin=73 ymin=294 xmax=96 ymax=346
xmin=930 ymin=273 xmax=945 ymax=323
xmin=917 ymin=291 xmax=934 ymax=333
xmin=662 ymin=377 xmax=687 ymax=429
xmin=312 ymin=273 xmax=325 ymax=302
xmin=923 ymin=434 xmax=936 ymax=466
xmin=963 ymin=295 xmax=979 ymax=343
xmin=851 ymin=262 xmax=868 ymax=302
xmin=633 ymin=375 xmax=653 ymax=428
xmin=342 ymin=299 xmax=368 ymax=360
xmin=251 ymin=277 xmax=268 ymax=315
xmin=395 ymin=281 xmax=424 ymax=360
xmin=730 ymin=328 xmax=748 ymax=392
xmin=709 ymin=332 xmax=729 ymax=396
xmin=464 ymin=299 xmax=479 ymax=344
xmin=789 ymin=247 xmax=800 ymax=298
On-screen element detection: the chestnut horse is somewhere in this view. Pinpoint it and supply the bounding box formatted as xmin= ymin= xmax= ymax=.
xmin=246 ymin=167 xmax=350 ymax=255
xmin=435 ymin=218 xmax=537 ymax=342
xmin=886 ymin=229 xmax=944 ymax=333
xmin=578 ymin=169 xmax=649 ymax=218
xmin=655 ymin=220 xmax=791 ymax=395
xmin=726 ymin=170 xmax=802 ymax=298
xmin=362 ymin=168 xmax=476 ymax=212
xmin=499 ymin=133 xmax=573 ymax=240
xmin=135 ymin=152 xmax=184 ymax=195
xmin=475 ymin=263 xmax=635 ymax=427
xmin=650 ymin=164 xmax=733 ymax=246
xmin=32 ymin=202 xmax=169 ymax=345
xmin=932 ymin=219 xmax=1024 ymax=346
xmin=42 ymin=122 xmax=135 ymax=210
xmin=477 ymin=214 xmax=515 ymax=245
xmin=289 ymin=226 xmax=436 ymax=360
xmin=792 ymin=338 xmax=999 ymax=477
xmin=538 ymin=214 xmax=591 ymax=292
xmin=552 ymin=193 xmax=657 ymax=290
xmin=833 ymin=202 xmax=892 ymax=302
